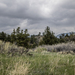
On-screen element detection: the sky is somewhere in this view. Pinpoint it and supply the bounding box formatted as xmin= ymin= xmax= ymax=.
xmin=0 ymin=0 xmax=75 ymax=35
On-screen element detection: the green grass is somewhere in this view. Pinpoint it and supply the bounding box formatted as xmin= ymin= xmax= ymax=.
xmin=0 ymin=52 xmax=75 ymax=75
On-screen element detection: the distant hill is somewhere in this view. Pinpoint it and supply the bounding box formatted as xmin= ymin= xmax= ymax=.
xmin=56 ymin=32 xmax=75 ymax=38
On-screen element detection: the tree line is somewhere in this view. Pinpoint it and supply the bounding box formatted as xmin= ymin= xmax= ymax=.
xmin=0 ymin=26 xmax=75 ymax=48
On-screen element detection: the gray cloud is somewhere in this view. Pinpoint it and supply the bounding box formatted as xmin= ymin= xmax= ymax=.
xmin=0 ymin=0 xmax=75 ymax=35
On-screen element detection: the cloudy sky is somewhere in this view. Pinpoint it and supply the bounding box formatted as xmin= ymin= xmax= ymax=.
xmin=0 ymin=0 xmax=75 ymax=35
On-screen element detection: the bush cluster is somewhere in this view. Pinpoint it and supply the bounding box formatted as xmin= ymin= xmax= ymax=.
xmin=0 ymin=40 xmax=31 ymax=56
xmin=41 ymin=42 xmax=75 ymax=53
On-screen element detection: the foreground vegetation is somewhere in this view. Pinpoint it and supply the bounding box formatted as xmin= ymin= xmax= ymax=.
xmin=0 ymin=40 xmax=75 ymax=75
xmin=0 ymin=51 xmax=75 ymax=75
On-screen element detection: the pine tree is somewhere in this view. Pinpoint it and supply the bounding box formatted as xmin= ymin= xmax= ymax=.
xmin=30 ymin=35 xmax=37 ymax=48
xmin=11 ymin=29 xmax=16 ymax=43
xmin=5 ymin=34 xmax=11 ymax=42
xmin=42 ymin=26 xmax=58 ymax=45
xmin=13 ymin=27 xmax=30 ymax=48
xmin=0 ymin=32 xmax=6 ymax=41
xmin=16 ymin=27 xmax=20 ymax=34
xmin=23 ymin=29 xmax=30 ymax=48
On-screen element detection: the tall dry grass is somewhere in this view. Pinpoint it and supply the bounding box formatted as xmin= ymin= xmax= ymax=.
xmin=9 ymin=60 xmax=30 ymax=75
xmin=0 ymin=40 xmax=28 ymax=56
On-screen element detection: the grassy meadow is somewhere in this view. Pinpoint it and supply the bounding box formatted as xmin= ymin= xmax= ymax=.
xmin=0 ymin=40 xmax=75 ymax=75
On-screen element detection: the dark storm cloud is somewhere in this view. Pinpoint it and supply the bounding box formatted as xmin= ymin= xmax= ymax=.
xmin=0 ymin=0 xmax=75 ymax=35
xmin=0 ymin=0 xmax=43 ymax=19
xmin=0 ymin=17 xmax=22 ymax=33
xmin=50 ymin=0 xmax=75 ymax=27
xmin=0 ymin=17 xmax=22 ymax=26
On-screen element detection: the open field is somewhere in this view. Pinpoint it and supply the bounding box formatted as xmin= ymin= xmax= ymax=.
xmin=0 ymin=51 xmax=75 ymax=75
xmin=0 ymin=40 xmax=75 ymax=75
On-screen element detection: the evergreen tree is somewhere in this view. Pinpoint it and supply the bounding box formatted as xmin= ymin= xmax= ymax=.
xmin=5 ymin=34 xmax=11 ymax=42
xmin=42 ymin=26 xmax=58 ymax=45
xmin=65 ymin=34 xmax=69 ymax=37
xmin=14 ymin=27 xmax=30 ymax=48
xmin=21 ymin=30 xmax=23 ymax=34
xmin=0 ymin=32 xmax=6 ymax=41
xmin=23 ymin=29 xmax=30 ymax=48
xmin=38 ymin=32 xmax=41 ymax=36
xmin=11 ymin=29 xmax=16 ymax=43
xmin=30 ymin=35 xmax=37 ymax=48
xmin=16 ymin=27 xmax=20 ymax=34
